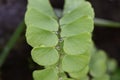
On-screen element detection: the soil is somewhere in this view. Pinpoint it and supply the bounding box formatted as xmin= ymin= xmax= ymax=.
xmin=0 ymin=0 xmax=120 ymax=80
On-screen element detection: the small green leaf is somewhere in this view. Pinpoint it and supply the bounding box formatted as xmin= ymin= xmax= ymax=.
xmin=31 ymin=47 xmax=59 ymax=66
xmin=69 ymin=66 xmax=89 ymax=79
xmin=60 ymin=2 xmax=94 ymax=25
xmin=26 ymin=27 xmax=58 ymax=47
xmin=33 ymin=68 xmax=58 ymax=80
xmin=63 ymin=0 xmax=85 ymax=14
xmin=25 ymin=8 xmax=58 ymax=31
xmin=92 ymin=74 xmax=110 ymax=80
xmin=107 ymin=59 xmax=117 ymax=73
xmin=63 ymin=33 xmax=92 ymax=55
xmin=90 ymin=59 xmax=107 ymax=77
xmin=28 ymin=0 xmax=57 ymax=18
xmin=61 ymin=16 xmax=93 ymax=37
xmin=90 ymin=50 xmax=107 ymax=77
xmin=62 ymin=52 xmax=90 ymax=72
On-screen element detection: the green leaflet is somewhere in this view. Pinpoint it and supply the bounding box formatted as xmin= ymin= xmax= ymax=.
xmin=33 ymin=68 xmax=58 ymax=80
xmin=69 ymin=66 xmax=89 ymax=79
xmin=62 ymin=52 xmax=90 ymax=72
xmin=31 ymin=47 xmax=59 ymax=66
xmin=61 ymin=16 xmax=94 ymax=37
xmin=63 ymin=0 xmax=85 ymax=14
xmin=90 ymin=50 xmax=107 ymax=77
xmin=60 ymin=1 xmax=94 ymax=25
xmin=63 ymin=33 xmax=92 ymax=55
xmin=25 ymin=0 xmax=94 ymax=80
xmin=92 ymin=74 xmax=110 ymax=80
xmin=26 ymin=26 xmax=58 ymax=47
xmin=28 ymin=0 xmax=57 ymax=18
xmin=107 ymin=59 xmax=117 ymax=73
xmin=25 ymin=8 xmax=58 ymax=31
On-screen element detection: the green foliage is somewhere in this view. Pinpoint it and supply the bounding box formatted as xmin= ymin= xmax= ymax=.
xmin=69 ymin=66 xmax=89 ymax=79
xmin=89 ymin=49 xmax=117 ymax=80
xmin=111 ymin=69 xmax=120 ymax=80
xmin=33 ymin=68 xmax=58 ymax=80
xmin=62 ymin=52 xmax=90 ymax=72
xmin=25 ymin=0 xmax=94 ymax=80
xmin=25 ymin=0 xmax=118 ymax=79
xmin=63 ymin=33 xmax=92 ymax=55
xmin=61 ymin=1 xmax=94 ymax=25
xmin=61 ymin=16 xmax=93 ymax=37
xmin=92 ymin=74 xmax=110 ymax=80
xmin=107 ymin=59 xmax=117 ymax=73
xmin=90 ymin=50 xmax=107 ymax=77
xmin=31 ymin=47 xmax=59 ymax=66
xmin=26 ymin=26 xmax=58 ymax=47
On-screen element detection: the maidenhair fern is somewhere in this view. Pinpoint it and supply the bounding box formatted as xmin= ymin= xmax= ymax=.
xmin=25 ymin=0 xmax=94 ymax=80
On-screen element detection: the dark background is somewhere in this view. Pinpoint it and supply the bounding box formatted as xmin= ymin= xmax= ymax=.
xmin=0 ymin=0 xmax=120 ymax=80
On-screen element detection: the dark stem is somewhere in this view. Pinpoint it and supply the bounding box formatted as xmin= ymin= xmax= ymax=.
xmin=56 ymin=20 xmax=65 ymax=79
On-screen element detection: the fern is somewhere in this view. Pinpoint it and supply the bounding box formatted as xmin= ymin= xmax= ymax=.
xmin=25 ymin=0 xmax=94 ymax=80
